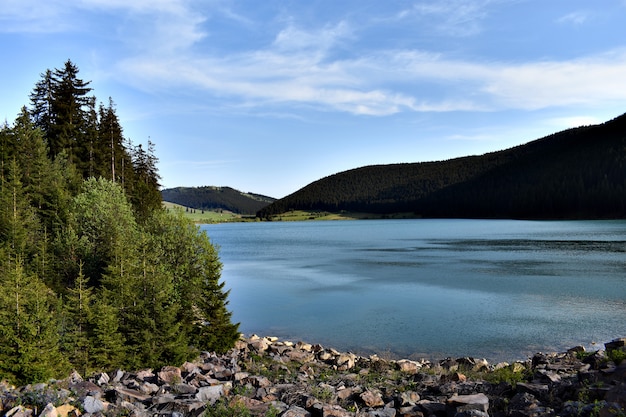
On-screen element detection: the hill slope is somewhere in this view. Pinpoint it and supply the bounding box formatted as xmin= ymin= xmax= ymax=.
xmin=258 ymin=113 xmax=626 ymax=219
xmin=161 ymin=186 xmax=275 ymax=215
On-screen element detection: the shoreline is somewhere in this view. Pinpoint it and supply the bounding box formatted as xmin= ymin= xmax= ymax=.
xmin=2 ymin=335 xmax=625 ymax=417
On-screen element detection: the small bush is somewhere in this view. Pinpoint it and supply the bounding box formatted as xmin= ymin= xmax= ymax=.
xmin=481 ymin=366 xmax=529 ymax=386
xmin=204 ymin=399 xmax=251 ymax=417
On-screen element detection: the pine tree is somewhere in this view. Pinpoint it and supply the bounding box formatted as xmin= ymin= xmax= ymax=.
xmin=145 ymin=209 xmax=239 ymax=354
xmin=29 ymin=69 xmax=55 ymax=142
xmin=50 ymin=60 xmax=92 ymax=168
xmin=97 ymin=98 xmax=128 ymax=183
xmin=89 ymin=289 xmax=126 ymax=370
xmin=0 ymin=254 xmax=68 ymax=384
xmin=131 ymin=140 xmax=162 ymax=222
xmin=61 ymin=262 xmax=94 ymax=376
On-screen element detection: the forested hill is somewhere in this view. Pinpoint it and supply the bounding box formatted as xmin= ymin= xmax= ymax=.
xmin=162 ymin=186 xmax=275 ymax=215
xmin=258 ymin=112 xmax=626 ymax=219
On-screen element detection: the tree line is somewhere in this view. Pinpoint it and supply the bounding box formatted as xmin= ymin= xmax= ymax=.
xmin=0 ymin=60 xmax=239 ymax=385
xmin=161 ymin=186 xmax=275 ymax=215
xmin=258 ymin=113 xmax=626 ymax=219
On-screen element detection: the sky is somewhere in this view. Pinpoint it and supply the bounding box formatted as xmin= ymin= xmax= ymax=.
xmin=2 ymin=1 xmax=626 ymax=198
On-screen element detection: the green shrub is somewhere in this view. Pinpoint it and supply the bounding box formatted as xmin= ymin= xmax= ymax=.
xmin=203 ymin=399 xmax=251 ymax=417
xmin=607 ymin=349 xmax=626 ymax=365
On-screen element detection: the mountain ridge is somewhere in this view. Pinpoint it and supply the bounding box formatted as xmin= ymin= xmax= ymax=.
xmin=258 ymin=112 xmax=626 ymax=219
xmin=161 ymin=186 xmax=275 ymax=215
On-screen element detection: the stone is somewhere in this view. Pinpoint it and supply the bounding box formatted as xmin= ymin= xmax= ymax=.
xmin=196 ymin=384 xmax=225 ymax=404
xmin=282 ymin=405 xmax=312 ymax=417
xmin=365 ymin=407 xmax=397 ymax=417
xmin=110 ymin=387 xmax=151 ymax=402
xmin=337 ymin=387 xmax=362 ymax=401
xmin=54 ymin=404 xmax=80 ymax=417
xmin=604 ymin=338 xmax=626 ymax=351
xmin=5 ymin=405 xmax=33 ymax=417
xmin=171 ymin=383 xmax=197 ymax=395
xmin=158 ymin=366 xmax=182 ymax=384
xmin=360 ymin=390 xmax=385 ymax=408
xmin=139 ymin=381 xmax=160 ymax=394
xmin=296 ymin=341 xmax=313 ymax=351
xmin=516 ymin=382 xmax=549 ymax=399
xmin=110 ymin=369 xmax=125 ymax=383
xmin=454 ymin=410 xmax=489 ymax=417
xmin=336 ymin=353 xmax=356 ymax=370
xmin=38 ymin=403 xmax=57 ymax=417
xmin=318 ymin=404 xmax=354 ymax=417
xmin=286 ymin=350 xmax=315 ymax=363
xmin=67 ymin=370 xmax=83 ymax=384
xmin=249 ymin=338 xmax=270 ymax=352
xmin=447 ymin=393 xmax=489 ymax=413
xmin=450 ymin=372 xmax=467 ymax=382
xmin=82 ymin=395 xmax=106 ymax=414
xmin=417 ymin=400 xmax=447 ymax=416
xmin=135 ymin=369 xmax=155 ymax=381
xmin=399 ymin=391 xmax=420 ymax=406
xmin=397 ymin=360 xmax=421 ymax=374
xmin=69 ymin=380 xmax=102 ymax=397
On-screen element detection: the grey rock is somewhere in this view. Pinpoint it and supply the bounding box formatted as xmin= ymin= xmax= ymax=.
xmin=82 ymin=395 xmax=105 ymax=414
xmin=195 ymin=384 xmax=225 ymax=404
xmin=282 ymin=405 xmax=312 ymax=417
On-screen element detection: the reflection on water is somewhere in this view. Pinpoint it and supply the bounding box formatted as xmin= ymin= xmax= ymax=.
xmin=203 ymin=219 xmax=626 ymax=362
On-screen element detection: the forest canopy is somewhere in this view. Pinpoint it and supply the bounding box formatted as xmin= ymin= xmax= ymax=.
xmin=0 ymin=60 xmax=239 ymax=385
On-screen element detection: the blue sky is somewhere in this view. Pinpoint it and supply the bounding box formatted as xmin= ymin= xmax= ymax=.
xmin=2 ymin=1 xmax=626 ymax=198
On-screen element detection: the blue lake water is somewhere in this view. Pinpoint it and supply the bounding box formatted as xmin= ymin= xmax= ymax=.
xmin=201 ymin=219 xmax=626 ymax=362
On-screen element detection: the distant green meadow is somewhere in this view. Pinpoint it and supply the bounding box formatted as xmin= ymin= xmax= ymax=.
xmin=163 ymin=201 xmax=253 ymax=223
xmin=163 ymin=202 xmax=418 ymax=223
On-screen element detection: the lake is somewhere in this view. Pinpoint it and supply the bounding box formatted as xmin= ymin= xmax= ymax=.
xmin=201 ymin=219 xmax=626 ymax=362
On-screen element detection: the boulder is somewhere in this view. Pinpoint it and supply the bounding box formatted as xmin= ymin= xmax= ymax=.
xmin=397 ymin=360 xmax=421 ymax=374
xmin=604 ymin=338 xmax=626 ymax=351
xmin=196 ymin=384 xmax=226 ymax=404
xmin=447 ymin=393 xmax=489 ymax=413
xmin=38 ymin=403 xmax=57 ymax=417
xmin=4 ymin=405 xmax=33 ymax=417
xmin=360 ymin=390 xmax=385 ymax=408
xmin=283 ymin=405 xmax=312 ymax=417
xmin=82 ymin=395 xmax=106 ymax=414
xmin=336 ymin=353 xmax=357 ymax=370
xmin=364 ymin=407 xmax=397 ymax=417
xmin=158 ymin=366 xmax=182 ymax=384
xmin=398 ymin=391 xmax=421 ymax=406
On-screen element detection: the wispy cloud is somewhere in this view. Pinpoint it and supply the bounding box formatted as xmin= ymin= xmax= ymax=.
xmin=10 ymin=1 xmax=626 ymax=117
xmin=557 ymin=11 xmax=590 ymax=25
xmin=396 ymin=0 xmax=499 ymax=36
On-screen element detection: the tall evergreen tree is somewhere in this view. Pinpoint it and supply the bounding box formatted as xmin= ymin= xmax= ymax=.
xmin=0 ymin=255 xmax=67 ymax=384
xmin=50 ymin=60 xmax=92 ymax=168
xmin=29 ymin=69 xmax=55 ymax=143
xmin=97 ymin=98 xmax=127 ymax=183
xmin=131 ymin=140 xmax=162 ymax=222
xmin=61 ymin=262 xmax=94 ymax=376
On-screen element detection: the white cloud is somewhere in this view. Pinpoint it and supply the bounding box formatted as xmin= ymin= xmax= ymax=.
xmin=557 ymin=11 xmax=589 ymax=25
xmin=482 ymin=50 xmax=626 ymax=109
xmin=23 ymin=0 xmax=622 ymax=118
xmin=119 ymin=38 xmax=626 ymax=116
xmin=397 ymin=0 xmax=500 ymax=36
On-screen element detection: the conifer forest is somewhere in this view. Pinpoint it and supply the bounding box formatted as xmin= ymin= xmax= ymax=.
xmin=0 ymin=60 xmax=240 ymax=385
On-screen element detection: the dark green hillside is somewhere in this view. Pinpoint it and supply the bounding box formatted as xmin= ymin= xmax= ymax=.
xmin=258 ymin=113 xmax=626 ymax=219
xmin=162 ymin=186 xmax=275 ymax=215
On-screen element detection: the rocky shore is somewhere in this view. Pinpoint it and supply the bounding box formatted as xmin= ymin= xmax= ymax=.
xmin=1 ymin=336 xmax=625 ymax=417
